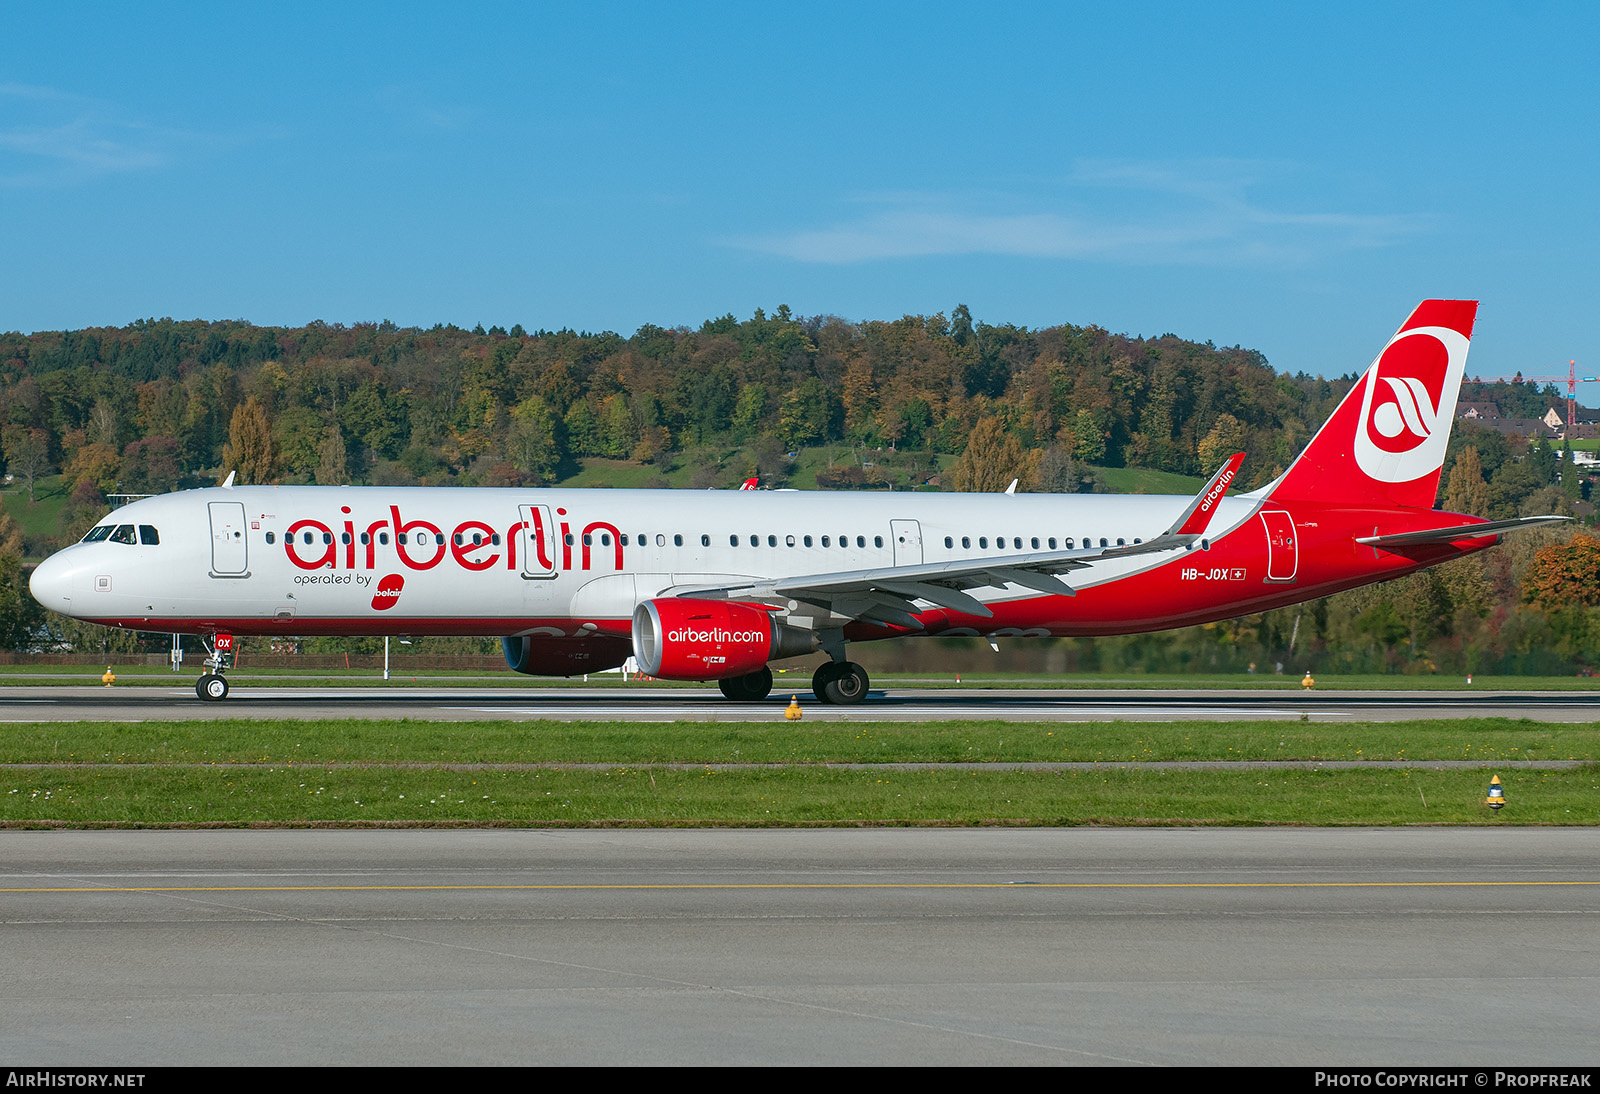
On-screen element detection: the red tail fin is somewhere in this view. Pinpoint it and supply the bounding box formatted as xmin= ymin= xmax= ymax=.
xmin=1269 ymin=300 xmax=1477 ymax=509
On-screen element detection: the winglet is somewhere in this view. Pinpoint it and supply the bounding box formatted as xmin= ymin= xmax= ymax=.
xmin=1167 ymin=453 xmax=1245 ymax=536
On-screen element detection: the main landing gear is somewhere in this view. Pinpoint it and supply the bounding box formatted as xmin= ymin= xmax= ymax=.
xmin=718 ymin=666 xmax=774 ymax=701
xmin=811 ymin=661 xmax=869 ymax=705
xmin=196 ymin=633 xmax=235 ymax=702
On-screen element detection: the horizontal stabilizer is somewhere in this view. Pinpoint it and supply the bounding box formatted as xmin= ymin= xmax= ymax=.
xmin=1356 ymin=515 xmax=1569 ymax=549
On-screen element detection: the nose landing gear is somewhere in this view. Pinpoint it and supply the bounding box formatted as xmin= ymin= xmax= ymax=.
xmin=196 ymin=633 xmax=234 ymax=701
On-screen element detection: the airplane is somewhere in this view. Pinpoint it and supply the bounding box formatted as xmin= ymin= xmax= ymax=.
xmin=27 ymin=299 xmax=1565 ymax=703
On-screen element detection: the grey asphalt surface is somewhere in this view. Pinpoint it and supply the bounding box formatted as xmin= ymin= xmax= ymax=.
xmin=2 ymin=684 xmax=1597 ymax=721
xmin=2 ymin=828 xmax=1597 ymax=1066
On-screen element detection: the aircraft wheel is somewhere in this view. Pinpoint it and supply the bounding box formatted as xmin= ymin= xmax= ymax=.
xmin=718 ymin=666 xmax=773 ymax=702
xmin=822 ymin=662 xmax=869 ymax=705
xmin=812 ymin=662 xmax=842 ymax=703
xmin=196 ymin=674 xmax=229 ymax=702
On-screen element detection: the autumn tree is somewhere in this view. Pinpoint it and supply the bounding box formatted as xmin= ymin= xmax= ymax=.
xmin=222 ymin=396 xmax=278 ymax=483
xmin=1443 ymin=446 xmax=1491 ymax=515
xmin=315 ymin=425 xmax=349 ymax=485
xmin=1524 ymin=533 xmax=1600 ymax=612
xmin=950 ymin=417 xmax=1038 ymax=492
xmin=2 ymin=427 xmax=51 ymax=502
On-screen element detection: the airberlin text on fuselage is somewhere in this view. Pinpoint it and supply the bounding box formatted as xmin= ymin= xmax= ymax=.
xmin=281 ymin=505 xmax=622 ymax=573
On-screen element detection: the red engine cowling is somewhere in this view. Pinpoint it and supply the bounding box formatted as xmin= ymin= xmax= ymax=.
xmin=502 ymin=634 xmax=632 ymax=677
xmin=631 ymin=599 xmax=777 ymax=680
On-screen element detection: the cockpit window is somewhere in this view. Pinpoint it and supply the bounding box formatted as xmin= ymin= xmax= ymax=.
xmin=139 ymin=525 xmax=160 ymax=545
xmin=82 ymin=526 xmax=114 ymax=542
xmin=109 ymin=525 xmax=137 ymax=544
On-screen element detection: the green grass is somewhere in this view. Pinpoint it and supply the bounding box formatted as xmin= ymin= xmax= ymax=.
xmin=1089 ymin=465 xmax=1205 ymax=495
xmin=2 ymin=765 xmax=1593 ymax=827
xmin=2 ymin=474 xmax=71 ymax=550
xmin=3 ymin=717 xmax=1597 ymax=765
xmin=2 ymin=717 xmax=1598 ymax=827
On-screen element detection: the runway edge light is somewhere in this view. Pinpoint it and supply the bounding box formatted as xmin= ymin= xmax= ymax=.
xmin=1485 ymin=774 xmax=1505 ymax=811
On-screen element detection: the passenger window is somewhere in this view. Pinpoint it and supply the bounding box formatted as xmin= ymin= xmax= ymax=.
xmin=324 ymin=532 xmax=333 ymax=545
xmin=1116 ymin=538 xmax=1125 ymax=546
xmin=564 ymin=533 xmax=573 ymax=546
xmin=786 ymin=535 xmax=795 ymax=547
xmin=749 ymin=535 xmax=758 ymax=547
xmin=1100 ymin=538 xmax=1108 ymax=547
xmin=1048 ymin=538 xmax=1056 ymax=549
xmin=674 ymin=534 xmax=683 ymax=546
xmin=856 ymin=536 xmax=865 ymax=548
xmin=620 ymin=534 xmax=629 ymax=546
xmin=397 ymin=533 xmax=407 ymax=545
xmin=360 ymin=533 xmax=370 ymax=545
xmin=822 ymin=536 xmax=830 ymax=547
xmin=583 ymin=533 xmax=592 ymax=546
xmin=1013 ymin=537 xmax=1022 ymax=550
xmin=598 ymin=534 xmax=609 ymax=546
xmin=874 ymin=536 xmax=883 ymax=548
xmin=944 ymin=536 xmax=953 ymax=548
xmin=657 ymin=534 xmax=667 ymax=547
xmin=730 ymin=535 xmax=739 ymax=546
xmin=701 ymin=534 xmax=711 ymax=547
xmin=768 ymin=535 xmax=777 ymax=547
xmin=453 ymin=533 xmax=463 ymax=546
xmin=979 ymin=537 xmax=988 ymax=549
xmin=340 ymin=532 xmax=351 ymax=545
xmin=436 ymin=533 xmax=446 ymax=545
xmin=804 ymin=535 xmax=813 ymax=547
xmin=265 ymin=531 xmax=276 ymax=545
xmin=1065 ymin=538 xmax=1075 ymax=549
xmin=379 ymin=532 xmax=389 ymax=545
xmin=1031 ymin=537 xmax=1040 ymax=550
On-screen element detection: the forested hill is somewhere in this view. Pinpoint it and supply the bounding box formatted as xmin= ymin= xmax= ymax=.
xmin=2 ymin=307 xmax=1594 ymax=674
xmin=1 ymin=306 xmax=1346 ymax=504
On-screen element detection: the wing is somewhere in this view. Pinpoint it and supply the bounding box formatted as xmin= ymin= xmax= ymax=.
xmin=674 ymin=455 xmax=1246 ymax=630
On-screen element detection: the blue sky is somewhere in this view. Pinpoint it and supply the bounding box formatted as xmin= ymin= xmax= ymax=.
xmin=3 ymin=2 xmax=1598 ymax=389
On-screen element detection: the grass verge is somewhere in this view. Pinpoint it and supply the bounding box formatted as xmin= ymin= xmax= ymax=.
xmin=3 ymin=765 xmax=1593 ymax=827
xmin=2 ymin=718 xmax=1597 ymax=827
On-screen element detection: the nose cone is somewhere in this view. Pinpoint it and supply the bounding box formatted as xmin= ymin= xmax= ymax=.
xmin=29 ymin=550 xmax=77 ymax=616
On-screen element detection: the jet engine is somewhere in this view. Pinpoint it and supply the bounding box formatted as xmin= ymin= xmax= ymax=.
xmin=632 ymin=598 xmax=815 ymax=680
xmin=502 ymin=634 xmax=632 ymax=677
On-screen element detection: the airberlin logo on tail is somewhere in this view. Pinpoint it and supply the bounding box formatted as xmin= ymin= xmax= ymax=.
xmin=1353 ymin=325 xmax=1470 ymax=484
xmin=371 ymin=573 xmax=404 ymax=610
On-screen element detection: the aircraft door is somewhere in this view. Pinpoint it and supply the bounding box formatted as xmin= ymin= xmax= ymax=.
xmin=517 ymin=504 xmax=558 ymax=579
xmin=1259 ymin=509 xmax=1298 ymax=582
xmin=891 ymin=519 xmax=923 ymax=566
xmin=208 ymin=502 xmax=249 ymax=576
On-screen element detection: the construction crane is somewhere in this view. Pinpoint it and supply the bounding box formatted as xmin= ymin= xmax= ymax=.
xmin=1467 ymin=361 xmax=1598 ymax=439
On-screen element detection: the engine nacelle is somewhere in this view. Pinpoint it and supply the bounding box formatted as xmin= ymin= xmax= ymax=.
xmin=632 ymin=598 xmax=814 ymax=680
xmin=502 ymin=634 xmax=632 ymax=677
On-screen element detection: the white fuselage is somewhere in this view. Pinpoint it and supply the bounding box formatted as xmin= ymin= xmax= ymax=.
xmin=30 ymin=485 xmax=1258 ymax=639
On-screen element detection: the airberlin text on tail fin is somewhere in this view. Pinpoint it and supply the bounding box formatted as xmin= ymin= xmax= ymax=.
xmin=1269 ymin=300 xmax=1477 ymax=510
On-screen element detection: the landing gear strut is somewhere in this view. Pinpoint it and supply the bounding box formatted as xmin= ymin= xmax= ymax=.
xmin=196 ymin=633 xmax=234 ymax=702
xmin=811 ymin=661 xmax=869 ymax=705
xmin=718 ymin=665 xmax=773 ymax=702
